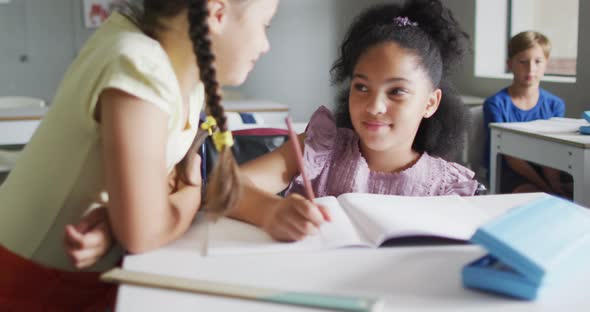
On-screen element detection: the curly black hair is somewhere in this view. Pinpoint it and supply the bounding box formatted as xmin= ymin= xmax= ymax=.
xmin=331 ymin=0 xmax=471 ymax=160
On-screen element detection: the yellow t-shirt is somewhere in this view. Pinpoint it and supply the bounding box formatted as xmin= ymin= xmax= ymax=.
xmin=0 ymin=13 xmax=204 ymax=271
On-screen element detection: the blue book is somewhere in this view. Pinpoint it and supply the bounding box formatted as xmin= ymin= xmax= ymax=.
xmin=462 ymin=195 xmax=590 ymax=300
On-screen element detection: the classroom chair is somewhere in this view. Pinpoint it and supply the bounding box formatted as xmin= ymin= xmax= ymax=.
xmin=202 ymin=127 xmax=289 ymax=195
xmin=466 ymin=104 xmax=488 ymax=188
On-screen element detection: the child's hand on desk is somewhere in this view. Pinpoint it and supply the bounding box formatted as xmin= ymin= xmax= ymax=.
xmin=262 ymin=194 xmax=331 ymax=242
xmin=63 ymin=207 xmax=113 ymax=269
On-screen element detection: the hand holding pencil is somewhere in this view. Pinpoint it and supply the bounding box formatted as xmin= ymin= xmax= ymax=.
xmin=285 ymin=117 xmax=316 ymax=201
xmin=260 ymin=118 xmax=331 ymax=242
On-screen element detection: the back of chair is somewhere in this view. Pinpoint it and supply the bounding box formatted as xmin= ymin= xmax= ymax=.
xmin=466 ymin=105 xmax=488 ymax=185
xmin=203 ymin=128 xmax=289 ymax=177
xmin=0 ymin=96 xmax=46 ymax=109
xmin=202 ymin=128 xmax=289 ymax=195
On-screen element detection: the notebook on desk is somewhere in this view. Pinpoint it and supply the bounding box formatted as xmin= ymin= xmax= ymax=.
xmin=207 ymin=193 xmax=490 ymax=256
xmin=462 ymin=195 xmax=590 ymax=300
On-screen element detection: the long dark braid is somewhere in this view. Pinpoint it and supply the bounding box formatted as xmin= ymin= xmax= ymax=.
xmin=187 ymin=0 xmax=241 ymax=215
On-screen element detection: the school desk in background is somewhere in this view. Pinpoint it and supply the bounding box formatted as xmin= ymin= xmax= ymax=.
xmin=463 ymin=195 xmax=590 ymax=300
xmin=489 ymin=118 xmax=590 ymax=208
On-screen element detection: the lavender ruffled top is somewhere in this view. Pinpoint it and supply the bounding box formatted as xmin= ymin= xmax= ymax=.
xmin=285 ymin=106 xmax=478 ymax=197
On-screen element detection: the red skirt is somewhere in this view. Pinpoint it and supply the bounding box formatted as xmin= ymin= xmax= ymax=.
xmin=0 ymin=245 xmax=118 ymax=312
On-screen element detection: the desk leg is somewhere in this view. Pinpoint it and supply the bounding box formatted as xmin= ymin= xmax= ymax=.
xmin=573 ymin=151 xmax=590 ymax=208
xmin=489 ymin=130 xmax=502 ymax=194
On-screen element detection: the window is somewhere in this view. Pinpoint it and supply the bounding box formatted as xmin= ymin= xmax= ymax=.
xmin=509 ymin=0 xmax=578 ymax=76
xmin=475 ymin=0 xmax=578 ymax=82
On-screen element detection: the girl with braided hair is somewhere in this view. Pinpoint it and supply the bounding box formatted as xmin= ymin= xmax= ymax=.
xmin=0 ymin=0 xmax=277 ymax=309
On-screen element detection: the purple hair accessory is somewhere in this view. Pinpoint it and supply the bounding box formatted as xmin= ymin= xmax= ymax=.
xmin=392 ymin=16 xmax=418 ymax=27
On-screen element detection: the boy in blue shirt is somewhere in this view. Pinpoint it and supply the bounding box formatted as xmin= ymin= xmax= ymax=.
xmin=483 ymin=31 xmax=570 ymax=197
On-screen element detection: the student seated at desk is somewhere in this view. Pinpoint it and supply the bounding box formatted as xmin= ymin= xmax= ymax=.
xmin=232 ymin=0 xmax=478 ymax=241
xmin=483 ymin=31 xmax=572 ymax=198
xmin=67 ymin=0 xmax=479 ymax=266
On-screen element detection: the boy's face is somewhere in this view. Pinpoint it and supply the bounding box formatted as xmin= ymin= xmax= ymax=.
xmin=348 ymin=42 xmax=441 ymax=155
xmin=508 ymin=44 xmax=548 ymax=88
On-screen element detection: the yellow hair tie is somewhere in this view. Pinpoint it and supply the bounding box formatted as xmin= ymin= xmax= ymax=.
xmin=200 ymin=116 xmax=217 ymax=135
xmin=212 ymin=130 xmax=234 ymax=151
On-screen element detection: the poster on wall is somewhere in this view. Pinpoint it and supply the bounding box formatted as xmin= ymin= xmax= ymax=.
xmin=83 ymin=0 xmax=123 ymax=28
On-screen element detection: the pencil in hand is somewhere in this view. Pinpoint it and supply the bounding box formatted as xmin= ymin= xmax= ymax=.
xmin=285 ymin=117 xmax=331 ymax=222
xmin=285 ymin=117 xmax=315 ymax=201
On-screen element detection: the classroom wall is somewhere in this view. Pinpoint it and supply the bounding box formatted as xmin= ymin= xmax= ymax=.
xmin=0 ymin=0 xmax=94 ymax=102
xmin=1 ymin=0 xmax=586 ymax=120
xmin=237 ymin=0 xmax=588 ymax=120
xmin=0 ymin=0 xmax=379 ymax=122
xmin=511 ymin=0 xmax=578 ymax=59
xmin=231 ymin=0 xmax=381 ymax=122
xmin=444 ymin=0 xmax=589 ymax=117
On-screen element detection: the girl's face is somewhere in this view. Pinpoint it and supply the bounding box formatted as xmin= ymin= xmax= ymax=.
xmin=210 ymin=0 xmax=279 ymax=86
xmin=507 ymin=44 xmax=548 ymax=88
xmin=348 ymin=42 xmax=441 ymax=155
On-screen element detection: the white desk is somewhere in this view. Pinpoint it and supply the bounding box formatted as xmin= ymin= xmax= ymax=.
xmin=231 ymin=122 xmax=308 ymax=134
xmin=224 ymin=100 xmax=289 ymax=113
xmin=224 ymin=100 xmax=289 ymax=125
xmin=0 ymin=107 xmax=46 ymax=145
xmin=489 ymin=122 xmax=590 ymax=208
xmin=0 ymin=107 xmax=47 ymax=172
xmin=114 ymin=193 xmax=590 ymax=312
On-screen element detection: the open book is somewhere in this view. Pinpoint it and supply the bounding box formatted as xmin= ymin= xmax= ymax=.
xmin=207 ymin=193 xmax=490 ymax=256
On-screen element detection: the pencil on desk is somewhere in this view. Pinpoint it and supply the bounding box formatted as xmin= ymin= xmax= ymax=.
xmin=285 ymin=117 xmax=315 ymax=201
xmin=101 ymin=268 xmax=383 ymax=312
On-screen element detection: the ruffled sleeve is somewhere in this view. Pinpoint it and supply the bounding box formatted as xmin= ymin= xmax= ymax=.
xmin=442 ymin=162 xmax=479 ymax=196
xmin=301 ymin=106 xmax=338 ymax=179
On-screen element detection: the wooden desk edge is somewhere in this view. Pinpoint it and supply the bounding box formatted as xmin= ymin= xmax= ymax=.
xmin=0 ymin=116 xmax=43 ymax=121
xmin=225 ymin=108 xmax=289 ymax=113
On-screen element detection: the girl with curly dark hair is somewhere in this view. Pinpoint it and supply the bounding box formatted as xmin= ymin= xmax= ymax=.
xmin=233 ymin=0 xmax=476 ymax=242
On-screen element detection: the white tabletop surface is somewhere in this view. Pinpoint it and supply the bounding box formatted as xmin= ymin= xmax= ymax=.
xmin=0 ymin=107 xmax=47 ymax=145
xmin=490 ymin=119 xmax=590 ymax=148
xmin=224 ymin=100 xmax=289 ymax=112
xmin=113 ymin=193 xmax=590 ymax=312
xmin=0 ymin=106 xmax=48 ymax=120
